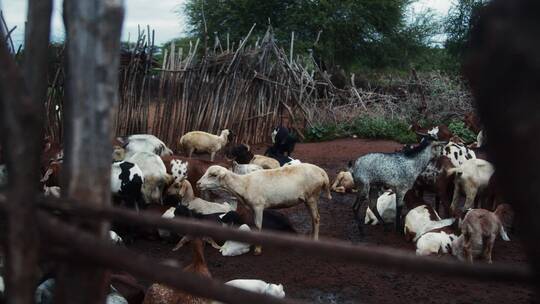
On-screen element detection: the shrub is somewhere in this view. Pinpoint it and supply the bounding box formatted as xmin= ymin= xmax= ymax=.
xmin=448 ymin=119 xmax=477 ymax=143
xmin=305 ymin=117 xmax=417 ymax=144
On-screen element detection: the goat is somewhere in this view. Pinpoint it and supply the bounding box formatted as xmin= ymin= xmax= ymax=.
xmin=111 ymin=161 xmax=145 ymax=211
xmin=331 ymin=171 xmax=356 ymax=193
xmin=166 ymin=179 xmax=233 ymax=214
xmin=427 ymin=125 xmax=453 ymax=141
xmin=117 ymin=134 xmax=173 ymax=158
xmin=416 ymin=231 xmax=458 ymax=256
xmin=197 ymin=163 xmax=331 ymax=255
xmin=442 ymin=142 xmax=476 ymax=167
xmin=225 ymin=279 xmax=285 ymax=299
xmin=224 ymin=144 xmax=280 ymax=169
xmin=143 ymin=239 xmax=210 ymax=304
xmin=170 ymin=204 xmax=227 ymax=251
xmin=364 ymin=190 xmax=396 ymax=225
xmin=127 ymin=152 xmax=174 ymax=205
xmin=220 ymin=205 xmax=296 ymax=234
xmin=218 ymin=224 xmax=252 ymax=256
xmin=451 ymin=208 xmax=510 ymax=263
xmin=109 ymin=231 xmax=124 ymax=245
xmin=179 ymin=129 xmax=231 ymax=161
xmin=271 ymin=126 xmax=297 ymax=157
xmin=231 ymin=161 xmax=263 ymax=175
xmin=264 ymin=146 xmax=296 ymax=166
xmin=403 ymin=204 xmax=456 ymax=242
xmin=350 ymin=139 xmax=444 ymax=233
xmin=161 ymin=155 xmax=231 ymax=197
xmin=412 ymin=155 xmax=456 ymax=218
xmin=448 ymin=158 xmax=495 ymax=212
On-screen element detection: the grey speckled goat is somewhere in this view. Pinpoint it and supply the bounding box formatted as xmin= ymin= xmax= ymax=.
xmin=349 ymin=139 xmax=444 ymax=234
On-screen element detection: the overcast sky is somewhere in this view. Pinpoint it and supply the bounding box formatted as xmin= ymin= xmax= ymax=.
xmin=1 ymin=0 xmax=452 ymax=47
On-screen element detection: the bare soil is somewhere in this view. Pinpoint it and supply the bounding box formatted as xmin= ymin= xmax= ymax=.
xmin=130 ymin=138 xmax=534 ymax=304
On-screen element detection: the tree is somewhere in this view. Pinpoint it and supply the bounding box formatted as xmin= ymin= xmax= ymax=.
xmin=181 ymin=0 xmax=438 ymax=70
xmin=444 ymin=0 xmax=488 ymax=60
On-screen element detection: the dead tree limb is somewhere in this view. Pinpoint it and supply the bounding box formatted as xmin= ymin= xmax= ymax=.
xmin=0 ymin=0 xmax=52 ymax=303
xmin=55 ymin=0 xmax=124 ymax=303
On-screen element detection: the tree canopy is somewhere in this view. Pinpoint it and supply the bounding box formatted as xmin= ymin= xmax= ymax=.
xmin=182 ymin=0 xmax=439 ymax=70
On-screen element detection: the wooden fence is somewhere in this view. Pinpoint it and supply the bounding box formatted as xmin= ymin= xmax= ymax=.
xmin=0 ymin=0 xmax=539 ymax=303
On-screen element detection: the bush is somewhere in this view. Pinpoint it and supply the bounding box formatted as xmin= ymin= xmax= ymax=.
xmin=305 ymin=117 xmax=417 ymax=144
xmin=448 ymin=119 xmax=477 ymax=143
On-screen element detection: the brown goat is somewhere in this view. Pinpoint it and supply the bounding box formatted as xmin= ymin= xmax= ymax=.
xmin=143 ymin=239 xmax=210 ymax=304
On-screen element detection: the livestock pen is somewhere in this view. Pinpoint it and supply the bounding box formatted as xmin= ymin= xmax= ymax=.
xmin=0 ymin=0 xmax=539 ymax=304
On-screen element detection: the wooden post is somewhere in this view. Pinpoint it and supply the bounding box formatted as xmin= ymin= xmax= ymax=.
xmin=0 ymin=0 xmax=52 ymax=303
xmin=54 ymin=0 xmax=124 ymax=303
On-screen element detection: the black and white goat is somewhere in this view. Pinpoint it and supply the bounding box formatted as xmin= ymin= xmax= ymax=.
xmin=270 ymin=126 xmax=297 ymax=157
xmin=111 ymin=161 xmax=144 ymax=211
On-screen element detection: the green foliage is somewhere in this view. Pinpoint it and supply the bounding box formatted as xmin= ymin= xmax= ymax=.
xmin=182 ymin=0 xmax=441 ymax=71
xmin=305 ymin=117 xmax=416 ymax=143
xmin=448 ymin=119 xmax=477 ymax=143
xmin=444 ymin=0 xmax=489 ymax=61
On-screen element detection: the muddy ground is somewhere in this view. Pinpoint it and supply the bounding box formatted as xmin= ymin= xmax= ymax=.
xmin=130 ymin=138 xmax=534 ymax=304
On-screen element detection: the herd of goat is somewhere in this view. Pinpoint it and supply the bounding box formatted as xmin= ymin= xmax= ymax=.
xmin=0 ymin=113 xmax=516 ymax=303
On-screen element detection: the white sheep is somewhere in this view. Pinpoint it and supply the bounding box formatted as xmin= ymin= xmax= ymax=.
xmin=331 ymin=171 xmax=356 ymax=193
xmin=126 ymin=152 xmax=174 ymax=205
xmin=404 ymin=205 xmax=455 ymax=242
xmin=249 ymin=155 xmax=280 ymax=169
xmin=448 ymin=158 xmax=495 ymax=211
xmin=219 ymin=224 xmax=252 ymax=256
xmin=364 ymin=190 xmax=396 ymax=225
xmin=415 ymin=231 xmax=457 ymax=256
xmin=197 ymin=163 xmax=331 ymax=255
xmin=179 ymin=129 xmax=230 ymax=161
xmin=231 ymin=161 xmax=263 ymax=175
xmin=166 ymin=179 xmax=233 ymax=214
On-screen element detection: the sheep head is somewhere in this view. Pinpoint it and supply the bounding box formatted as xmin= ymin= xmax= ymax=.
xmin=197 ymin=165 xmax=229 ymax=191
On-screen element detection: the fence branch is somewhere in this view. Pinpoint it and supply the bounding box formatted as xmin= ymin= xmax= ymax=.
xmin=37 ymin=198 xmax=534 ymax=284
xmin=57 ymin=0 xmax=124 ymax=303
xmin=0 ymin=0 xmax=52 ymax=303
xmin=35 ymin=210 xmax=304 ymax=304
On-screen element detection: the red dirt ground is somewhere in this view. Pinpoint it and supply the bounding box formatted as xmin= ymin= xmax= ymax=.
xmin=130 ymin=138 xmax=534 ymax=304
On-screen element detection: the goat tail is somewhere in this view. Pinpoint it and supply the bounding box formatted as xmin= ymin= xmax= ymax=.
xmin=500 ymin=224 xmax=511 ymax=241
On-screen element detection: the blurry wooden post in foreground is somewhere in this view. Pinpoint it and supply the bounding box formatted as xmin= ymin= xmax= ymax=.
xmin=0 ymin=0 xmax=52 ymax=303
xmin=54 ymin=0 xmax=124 ymax=303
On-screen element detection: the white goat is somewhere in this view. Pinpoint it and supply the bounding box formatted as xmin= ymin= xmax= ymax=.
xmin=197 ymin=163 xmax=331 ymax=255
xmin=404 ymin=205 xmax=455 ymax=242
xmin=166 ymin=179 xmax=233 ymax=214
xmin=232 ymin=161 xmax=263 ymax=175
xmin=448 ymin=158 xmax=495 ymax=211
xmin=331 ymin=171 xmax=356 ymax=193
xmin=127 ymin=152 xmax=173 ymax=205
xmin=364 ymin=190 xmax=396 ymax=225
xmin=416 ymin=231 xmax=457 ymax=256
xmin=219 ymin=224 xmax=252 ymax=256
xmin=225 ymin=279 xmax=285 ymax=298
xmin=179 ymin=129 xmax=230 ymax=161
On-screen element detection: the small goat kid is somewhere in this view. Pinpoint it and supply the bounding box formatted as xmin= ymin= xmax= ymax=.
xmin=197 ymin=164 xmax=331 ymax=255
